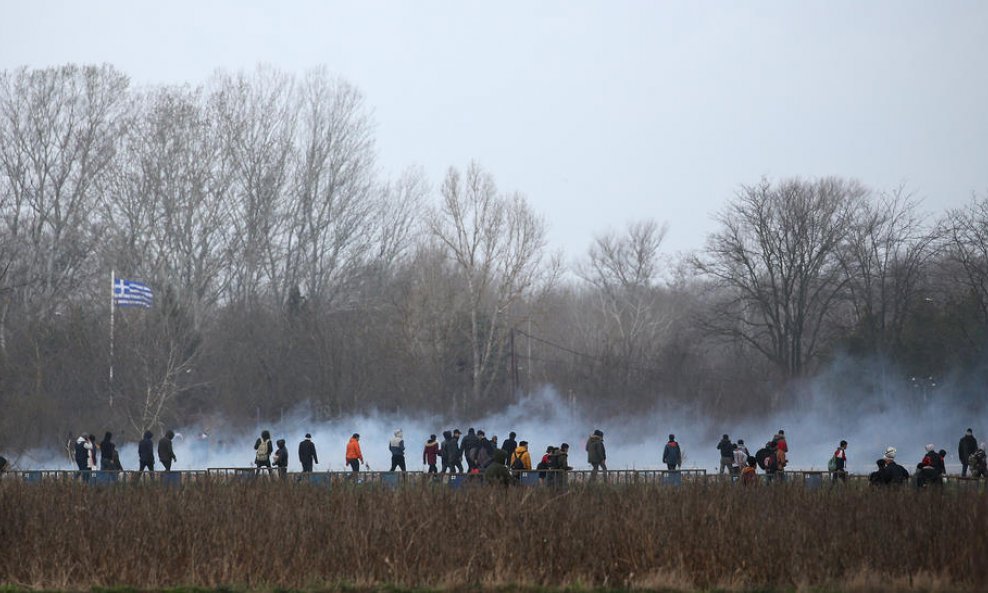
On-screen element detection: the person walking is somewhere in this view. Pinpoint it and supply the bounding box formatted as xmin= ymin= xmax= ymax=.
xmin=298 ymin=434 xmax=318 ymax=473
xmin=959 ymin=429 xmax=978 ymax=477
xmin=484 ymin=450 xmax=515 ymax=486
xmin=254 ymin=430 xmax=274 ymax=469
xmin=548 ymin=443 xmax=572 ymax=488
xmin=501 ymin=432 xmax=518 ymax=459
xmin=586 ymin=430 xmax=606 ymax=481
xmin=158 ymin=430 xmax=177 ymax=471
xmin=717 ymin=434 xmax=734 ymax=475
xmin=273 ymin=439 xmax=289 ymax=479
xmin=510 ymin=440 xmax=532 ymax=472
xmin=100 ymin=432 xmax=120 ymax=471
xmin=662 ymin=434 xmax=682 ymax=471
xmin=439 ymin=431 xmax=454 ymax=474
xmin=451 ymin=429 xmax=464 ymax=473
xmin=138 ymin=431 xmax=155 ymax=472
xmin=389 ymin=429 xmax=406 ymax=472
xmin=74 ymin=435 xmax=93 ymax=473
xmin=969 ymin=443 xmax=987 ymax=478
xmin=423 ymin=434 xmax=440 ymax=473
xmin=830 ymin=440 xmax=848 ymax=483
xmin=461 ymin=428 xmax=480 ymax=472
xmin=732 ymin=439 xmax=749 ymax=476
xmin=473 ymin=430 xmax=495 ymax=470
xmin=345 ymin=433 xmax=364 ymax=473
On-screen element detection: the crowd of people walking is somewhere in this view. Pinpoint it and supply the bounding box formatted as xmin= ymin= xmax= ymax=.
xmin=2 ymin=426 xmax=985 ymax=490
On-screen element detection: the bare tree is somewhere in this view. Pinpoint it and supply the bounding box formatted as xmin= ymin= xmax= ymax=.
xmin=284 ymin=69 xmax=377 ymax=306
xmin=838 ymin=187 xmax=937 ymax=354
xmin=942 ymin=192 xmax=988 ymax=328
xmin=577 ymin=220 xmax=671 ymax=383
xmin=211 ymin=67 xmax=297 ymax=307
xmin=0 ymin=64 xmax=129 ymax=317
xmin=428 ymin=162 xmax=558 ymax=406
xmin=694 ymin=177 xmax=866 ymax=379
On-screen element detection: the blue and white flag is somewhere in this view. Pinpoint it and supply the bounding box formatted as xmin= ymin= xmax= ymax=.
xmin=113 ymin=278 xmax=154 ymax=308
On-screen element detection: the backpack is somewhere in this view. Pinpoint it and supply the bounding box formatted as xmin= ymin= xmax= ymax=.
xmin=511 ymin=453 xmax=526 ymax=471
xmin=755 ymin=448 xmax=771 ymax=470
xmin=762 ymin=451 xmax=776 ymax=472
xmin=255 ymin=439 xmax=269 ymax=461
xmin=827 ymin=455 xmax=838 ymax=472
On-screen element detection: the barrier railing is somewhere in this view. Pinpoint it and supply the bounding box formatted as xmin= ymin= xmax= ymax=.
xmin=2 ymin=467 xmax=983 ymax=491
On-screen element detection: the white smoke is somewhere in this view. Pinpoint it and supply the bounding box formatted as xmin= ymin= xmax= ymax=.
xmin=10 ymin=353 xmax=985 ymax=475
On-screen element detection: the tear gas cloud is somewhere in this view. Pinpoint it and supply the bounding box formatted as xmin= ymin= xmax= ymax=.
xmin=16 ymin=355 xmax=986 ymax=475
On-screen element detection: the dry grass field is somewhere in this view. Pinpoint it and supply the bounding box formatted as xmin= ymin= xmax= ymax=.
xmin=0 ymin=479 xmax=985 ymax=592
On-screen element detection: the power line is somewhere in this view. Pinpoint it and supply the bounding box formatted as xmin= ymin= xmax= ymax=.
xmin=514 ymin=327 xmax=666 ymax=376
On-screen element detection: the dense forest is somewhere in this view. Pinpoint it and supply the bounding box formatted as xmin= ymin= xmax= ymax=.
xmin=0 ymin=64 xmax=985 ymax=452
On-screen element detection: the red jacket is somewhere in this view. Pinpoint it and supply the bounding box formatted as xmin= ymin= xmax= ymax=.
xmin=423 ymin=440 xmax=439 ymax=465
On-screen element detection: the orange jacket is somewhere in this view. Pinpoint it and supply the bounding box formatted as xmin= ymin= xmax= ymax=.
xmin=346 ymin=438 xmax=363 ymax=462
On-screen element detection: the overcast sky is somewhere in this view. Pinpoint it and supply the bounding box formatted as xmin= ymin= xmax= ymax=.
xmin=2 ymin=2 xmax=986 ymax=257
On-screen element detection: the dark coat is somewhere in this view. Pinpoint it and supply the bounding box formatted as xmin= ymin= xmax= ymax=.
xmin=442 ymin=436 xmax=461 ymax=463
xmin=662 ymin=441 xmax=682 ymax=466
xmin=138 ymin=435 xmax=155 ymax=464
xmin=717 ymin=438 xmax=734 ymax=458
xmin=960 ymin=435 xmax=978 ymax=462
xmin=100 ymin=440 xmax=118 ymax=470
xmin=461 ymin=432 xmax=480 ymax=461
xmin=501 ymin=438 xmax=518 ymax=456
xmin=586 ymin=435 xmax=606 ymax=465
xmin=484 ymin=450 xmax=514 ymax=486
xmin=298 ymin=439 xmax=318 ymax=466
xmin=274 ymin=445 xmax=289 ymax=468
xmin=158 ymin=437 xmax=176 ymax=463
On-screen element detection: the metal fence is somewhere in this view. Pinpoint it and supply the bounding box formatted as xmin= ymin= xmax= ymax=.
xmin=2 ymin=467 xmax=985 ymax=491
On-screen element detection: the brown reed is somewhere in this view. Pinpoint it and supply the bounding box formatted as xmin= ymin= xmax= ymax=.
xmin=0 ymin=479 xmax=984 ymax=592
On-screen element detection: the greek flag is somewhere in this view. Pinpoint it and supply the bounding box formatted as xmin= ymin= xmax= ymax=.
xmin=113 ymin=278 xmax=153 ymax=308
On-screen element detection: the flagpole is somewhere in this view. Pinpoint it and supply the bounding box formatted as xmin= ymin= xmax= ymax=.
xmin=109 ymin=269 xmax=115 ymax=407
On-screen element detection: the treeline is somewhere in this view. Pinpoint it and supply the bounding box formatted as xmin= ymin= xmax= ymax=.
xmin=0 ymin=64 xmax=985 ymax=451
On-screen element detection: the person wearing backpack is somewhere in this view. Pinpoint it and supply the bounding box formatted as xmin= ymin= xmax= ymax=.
xmin=959 ymin=429 xmax=978 ymax=477
xmin=548 ymin=443 xmax=572 ymax=488
xmin=968 ymin=443 xmax=987 ymax=478
xmin=254 ymin=430 xmax=273 ymax=468
xmin=537 ymin=446 xmax=556 ymax=484
xmin=829 ymin=440 xmax=848 ymax=483
xmin=511 ymin=441 xmax=532 ymax=473
xmin=755 ymin=441 xmax=778 ymax=476
xmin=484 ymin=449 xmax=516 ymax=486
xmin=917 ymin=444 xmax=944 ymax=488
xmin=472 ymin=430 xmax=495 ymax=470
xmin=662 ymin=435 xmax=682 ymax=471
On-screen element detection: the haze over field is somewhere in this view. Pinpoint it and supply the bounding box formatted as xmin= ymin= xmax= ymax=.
xmin=0 ymin=4 xmax=986 ymax=467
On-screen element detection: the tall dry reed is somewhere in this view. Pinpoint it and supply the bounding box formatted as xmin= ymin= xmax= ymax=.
xmin=0 ymin=479 xmax=984 ymax=591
